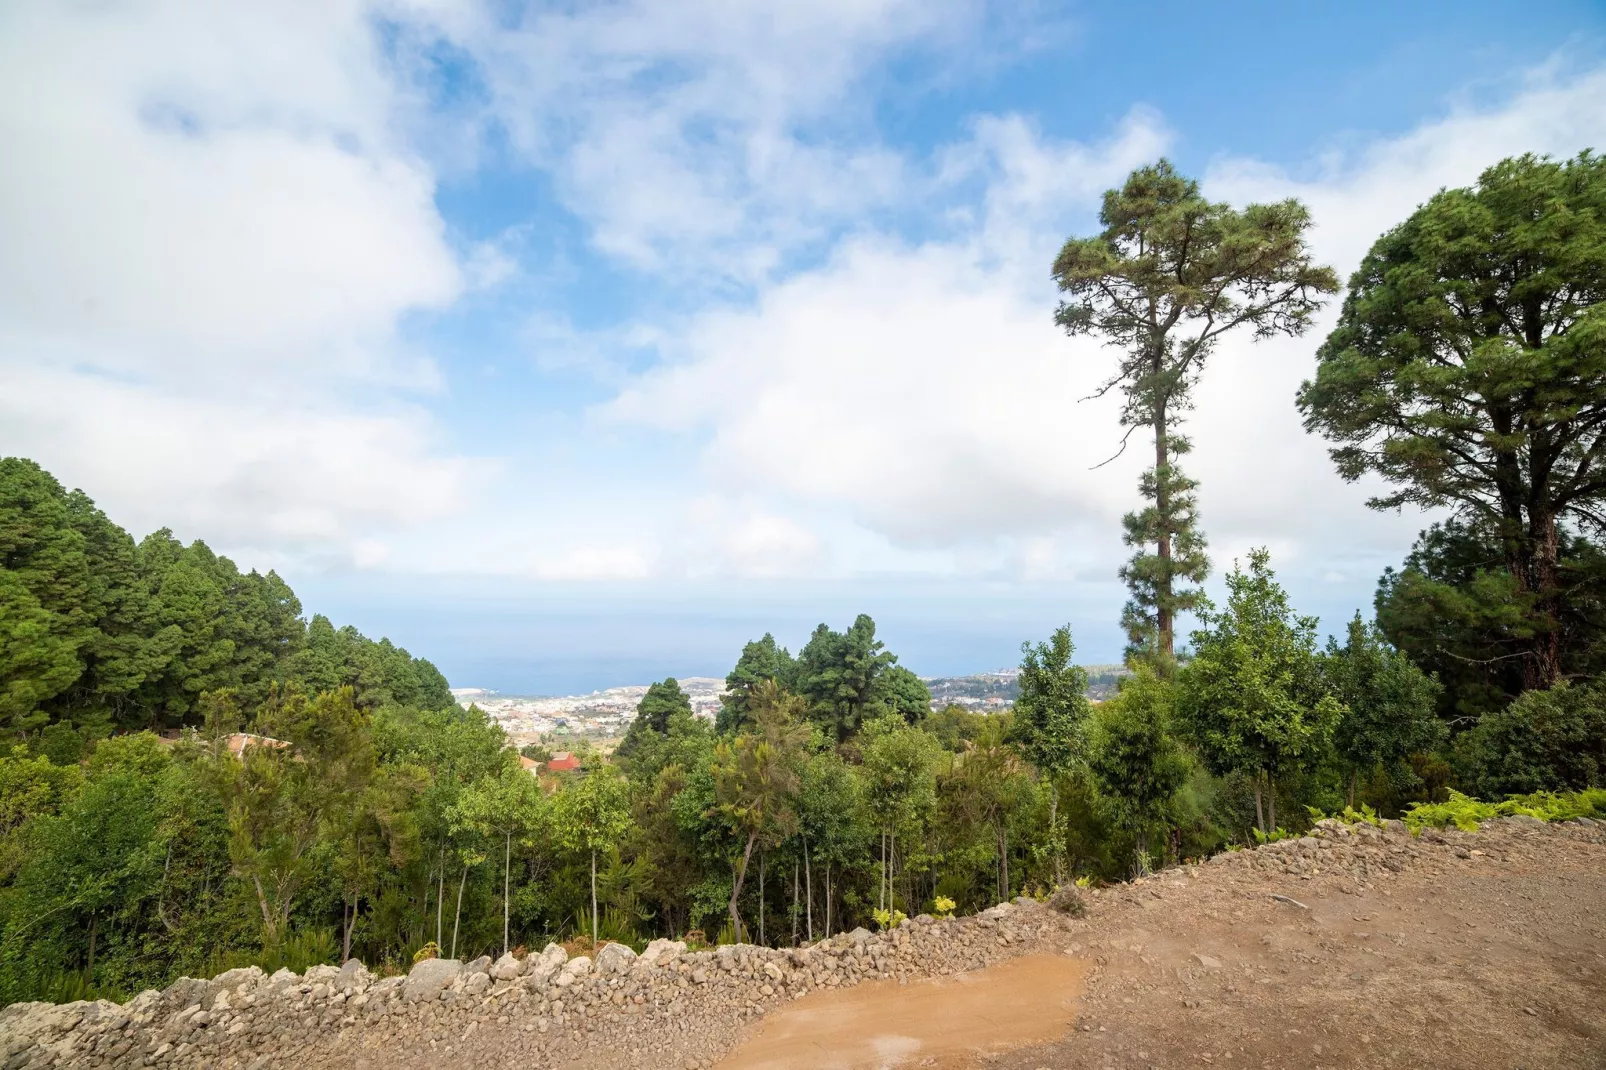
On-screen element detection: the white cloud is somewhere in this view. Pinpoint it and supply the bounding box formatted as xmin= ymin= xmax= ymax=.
xmin=676 ymin=497 xmax=825 ymax=578
xmin=607 ymin=67 xmax=1606 ymax=583
xmin=0 ymin=1 xmax=479 ymax=563
xmin=0 ymin=362 xmax=481 ymax=563
xmin=427 ymin=0 xmax=987 ymax=284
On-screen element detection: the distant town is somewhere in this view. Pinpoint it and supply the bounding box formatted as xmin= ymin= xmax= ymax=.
xmin=452 ymin=665 xmax=1129 ymax=745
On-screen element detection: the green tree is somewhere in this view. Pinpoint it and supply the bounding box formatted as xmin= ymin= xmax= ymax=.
xmin=709 ymin=681 xmax=807 ymax=942
xmin=873 ymin=665 xmax=932 ymax=725
xmin=858 ymin=713 xmax=938 ymax=915
xmin=1175 ymin=549 xmax=1341 ymax=834
xmin=1008 ymin=625 xmax=1092 ymax=882
xmin=1325 ymin=614 xmax=1446 ymax=806
xmin=618 ymin=677 xmax=693 ymax=758
xmin=718 ymin=634 xmax=796 ymax=734
xmin=451 ymin=767 xmax=544 ymax=956
xmin=556 ymin=769 xmax=631 ymax=947
xmin=1053 ymin=162 xmax=1336 ymax=667
xmin=1299 ymin=151 xmax=1606 ymax=690
xmin=794 ymin=614 xmax=897 ymax=742
xmin=794 ymin=747 xmax=865 ymax=939
xmin=1454 ymin=681 xmax=1606 ymax=796
xmin=1089 ymin=668 xmax=1191 ymax=876
xmin=1375 ymin=518 xmax=1606 ymax=721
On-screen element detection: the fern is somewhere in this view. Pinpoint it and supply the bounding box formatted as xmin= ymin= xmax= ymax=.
xmin=1402 ymin=788 xmax=1606 ymax=831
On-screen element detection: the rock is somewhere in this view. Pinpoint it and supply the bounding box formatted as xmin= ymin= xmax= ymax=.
xmin=462 ymin=971 xmax=492 ymax=996
xmin=335 ymin=959 xmax=373 ymax=992
xmin=305 ymin=963 xmax=341 ymax=984
xmin=595 ymin=942 xmax=638 ymax=975
xmin=265 ymin=967 xmax=299 ymax=991
xmin=762 ymin=962 xmax=784 ymax=983
xmin=1191 ymin=953 xmax=1223 ymax=969
xmin=403 ymin=958 xmax=463 ymax=1003
xmin=464 ymin=955 xmax=492 ymax=975
xmin=846 ymin=927 xmax=872 ymax=946
xmin=491 ymin=953 xmax=524 ymax=981
xmin=639 ymin=938 xmax=687 ymax=968
xmin=555 ymin=956 xmax=592 ymax=987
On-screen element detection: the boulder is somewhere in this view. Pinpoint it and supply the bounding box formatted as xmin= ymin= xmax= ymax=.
xmin=464 ymin=955 xmax=493 ymax=975
xmin=403 ymin=958 xmax=463 ymax=1003
xmin=554 ymin=956 xmax=591 ymax=987
xmin=335 ymin=959 xmax=374 ymax=993
xmin=638 ymin=938 xmax=687 ymax=968
xmin=595 ymin=942 xmax=637 ymax=975
xmin=304 ymin=963 xmax=341 ymax=985
xmin=846 ymin=927 xmax=872 ymax=947
xmin=490 ymin=952 xmax=524 ymax=980
xmin=462 ymin=971 xmax=492 ymax=996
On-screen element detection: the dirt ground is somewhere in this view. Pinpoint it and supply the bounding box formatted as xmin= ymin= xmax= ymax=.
xmin=711 ymin=820 xmax=1606 ymax=1070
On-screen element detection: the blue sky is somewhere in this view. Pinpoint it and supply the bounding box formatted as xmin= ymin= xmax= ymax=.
xmin=3 ymin=1 xmax=1605 ymax=693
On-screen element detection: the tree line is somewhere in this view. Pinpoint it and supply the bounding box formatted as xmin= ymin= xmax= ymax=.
xmin=2 ymin=149 xmax=1604 ymax=1007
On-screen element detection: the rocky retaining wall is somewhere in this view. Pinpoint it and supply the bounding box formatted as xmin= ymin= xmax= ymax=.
xmin=4 ymin=814 xmax=1602 ymax=1070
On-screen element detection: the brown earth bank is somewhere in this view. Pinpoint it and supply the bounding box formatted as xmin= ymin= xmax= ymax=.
xmin=4 ymin=816 xmax=1603 ymax=1070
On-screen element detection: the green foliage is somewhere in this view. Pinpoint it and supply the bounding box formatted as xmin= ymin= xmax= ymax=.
xmin=1089 ymin=668 xmax=1191 ymax=873
xmin=1301 ymin=151 xmax=1606 ymax=689
xmin=1401 ymin=788 xmax=1606 ymax=832
xmin=617 ymin=678 xmax=692 ymax=757
xmin=717 ymin=634 xmax=796 ymax=734
xmin=1249 ymin=826 xmax=1296 ymax=844
xmin=1376 ymin=518 xmax=1606 ymax=721
xmin=1010 ymin=625 xmax=1090 ymax=777
xmin=1176 ymin=549 xmax=1340 ymax=833
xmin=1324 ymin=613 xmax=1445 ymax=803
xmin=794 ymin=615 xmax=897 ymax=742
xmin=1054 ymin=161 xmax=1336 ymax=664
xmin=1453 ymin=681 xmax=1606 ymax=797
xmin=870 ymin=907 xmax=906 ymax=931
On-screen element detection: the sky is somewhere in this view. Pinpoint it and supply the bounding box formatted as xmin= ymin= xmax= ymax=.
xmin=4 ymin=1 xmax=1606 ymax=694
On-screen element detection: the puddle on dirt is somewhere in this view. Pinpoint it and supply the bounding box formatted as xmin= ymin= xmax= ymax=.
xmin=715 ymin=953 xmax=1089 ymax=1070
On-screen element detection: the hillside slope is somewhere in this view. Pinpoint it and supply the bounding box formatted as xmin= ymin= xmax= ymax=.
xmin=5 ymin=817 xmax=1602 ymax=1070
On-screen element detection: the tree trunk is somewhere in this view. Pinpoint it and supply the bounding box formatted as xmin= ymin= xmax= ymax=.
xmin=503 ymin=831 xmax=512 ymax=957
xmin=87 ymin=913 xmax=97 ymax=978
xmin=1268 ymin=773 xmax=1278 ymax=833
xmin=452 ymin=863 xmax=468 ymax=960
xmin=591 ymin=849 xmax=599 ymax=949
xmin=758 ymin=850 xmax=766 ymax=947
xmin=1253 ymin=779 xmax=1266 ymax=836
xmin=342 ymin=890 xmax=354 ymax=962
xmin=1347 ymin=770 xmax=1358 ymax=811
xmin=728 ymin=830 xmax=758 ymax=944
xmin=825 ymin=861 xmax=833 ymax=937
xmin=791 ymin=858 xmax=799 ymax=946
xmin=1155 ymin=393 xmax=1174 ymax=665
xmin=436 ymin=846 xmax=445 ymax=948
xmin=804 ymin=843 xmax=813 ymax=943
xmin=251 ymin=874 xmax=277 ymax=945
xmin=1047 ymin=786 xmax=1063 ymax=885
xmin=1513 ymin=509 xmax=1564 ymax=690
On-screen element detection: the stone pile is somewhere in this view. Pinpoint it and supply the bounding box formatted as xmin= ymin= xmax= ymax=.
xmin=0 ymin=901 xmax=1074 ymax=1070
xmin=4 ymin=816 xmax=1600 ymax=1070
xmin=1204 ymin=812 xmax=1606 ymax=887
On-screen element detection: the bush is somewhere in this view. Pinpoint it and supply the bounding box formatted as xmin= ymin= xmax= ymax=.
xmin=1402 ymin=788 xmax=1606 ymax=831
xmin=1455 ymin=682 xmax=1606 ymax=797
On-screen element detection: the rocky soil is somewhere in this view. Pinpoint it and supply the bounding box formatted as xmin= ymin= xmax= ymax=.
xmin=4 ymin=814 xmax=1603 ymax=1070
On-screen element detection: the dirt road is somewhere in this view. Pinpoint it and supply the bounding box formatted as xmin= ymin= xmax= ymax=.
xmin=713 ymin=818 xmax=1606 ymax=1070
